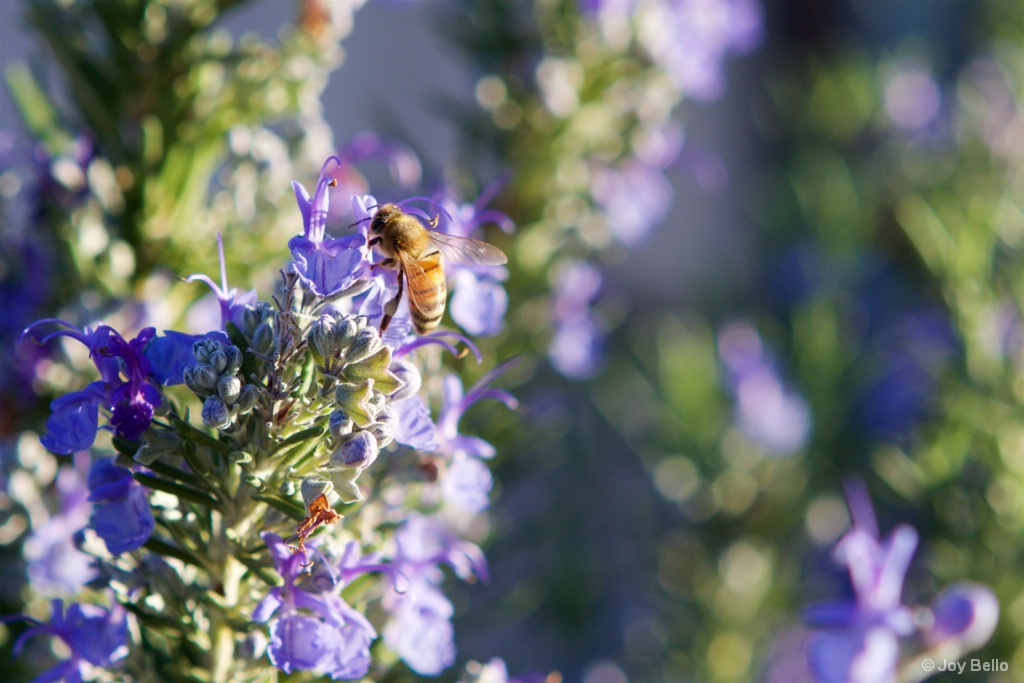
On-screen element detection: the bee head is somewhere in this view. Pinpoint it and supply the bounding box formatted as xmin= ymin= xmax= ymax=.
xmin=370 ymin=203 xmax=399 ymax=234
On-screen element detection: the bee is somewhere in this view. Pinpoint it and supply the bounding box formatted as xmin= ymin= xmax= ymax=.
xmin=368 ymin=203 xmax=508 ymax=334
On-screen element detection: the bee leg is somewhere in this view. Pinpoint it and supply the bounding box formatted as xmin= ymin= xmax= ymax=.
xmin=380 ymin=267 xmax=404 ymax=333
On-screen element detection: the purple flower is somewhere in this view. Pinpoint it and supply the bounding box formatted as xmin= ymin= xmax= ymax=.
xmin=718 ymin=322 xmax=811 ymax=456
xmin=548 ymin=261 xmax=605 ymax=380
xmin=436 ymin=361 xmax=519 ymax=460
xmin=590 ymin=160 xmax=674 ymax=246
xmin=449 ymin=269 xmax=509 ymax=337
xmin=382 ymin=515 xmax=488 ymax=675
xmin=804 ymin=480 xmax=917 ymax=683
xmin=441 ymin=457 xmax=494 ymax=514
xmin=253 ymin=533 xmax=377 ymax=680
xmin=383 ymin=576 xmax=456 ymax=675
xmin=924 ymin=583 xmax=999 ymax=655
xmin=10 ymin=599 xmax=128 ymax=683
xmin=88 ymin=457 xmax=154 ymax=555
xmin=184 ymin=233 xmax=258 ymax=331
xmin=391 ymin=394 xmax=441 ymax=451
xmin=584 ymin=0 xmax=763 ymax=101
xmin=24 ymin=458 xmax=97 ymax=595
xmin=21 ymin=321 xmax=170 ymax=452
xmin=289 ymin=157 xmax=370 ymax=297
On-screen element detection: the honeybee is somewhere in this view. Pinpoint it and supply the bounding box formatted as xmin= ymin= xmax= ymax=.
xmin=368 ymin=203 xmax=507 ymax=334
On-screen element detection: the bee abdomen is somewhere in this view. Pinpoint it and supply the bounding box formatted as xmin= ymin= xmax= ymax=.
xmin=411 ymin=279 xmax=446 ymax=334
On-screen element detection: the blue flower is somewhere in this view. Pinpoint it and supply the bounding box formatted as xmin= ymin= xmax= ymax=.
xmin=803 ymin=480 xmax=917 ymax=683
xmin=9 ymin=598 xmax=128 ymax=683
xmin=253 ymin=533 xmax=377 ymax=680
xmin=289 ymin=157 xmax=369 ymax=297
xmin=39 ymin=382 xmax=108 ymax=455
xmin=87 ymin=457 xmax=154 ymax=555
xmin=22 ymin=321 xmax=165 ymax=451
xmin=143 ymin=329 xmax=230 ymax=386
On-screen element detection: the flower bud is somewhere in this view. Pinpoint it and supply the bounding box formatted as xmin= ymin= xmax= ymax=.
xmin=192 ymin=338 xmax=221 ymax=364
xmin=334 ymin=316 xmax=358 ymax=351
xmin=202 ymin=395 xmax=231 ymax=430
xmin=366 ymin=421 xmax=394 ymax=449
xmin=344 ymin=327 xmax=382 ymax=364
xmin=217 ymin=375 xmax=242 ymax=405
xmin=209 ymin=349 xmax=228 ymax=374
xmin=253 ymin=322 xmax=274 ymax=353
xmin=236 ymin=384 xmax=260 ymax=414
xmin=183 ymin=366 xmax=208 ymax=397
xmin=190 ymin=363 xmax=219 ymax=392
xmin=367 ymin=391 xmax=386 ymax=415
xmin=279 ymin=479 xmax=296 ymax=496
xmin=374 ymin=405 xmax=399 ymax=429
xmin=300 ymin=478 xmax=334 ymax=509
xmin=223 ymin=345 xmax=243 ymax=375
xmin=308 ymin=314 xmax=338 ymax=359
xmin=389 ymin=359 xmax=422 ymax=401
xmin=330 ymin=431 xmax=379 ymax=470
xmin=243 ymin=306 xmax=263 ymax=337
xmin=329 ymin=410 xmax=354 ymax=440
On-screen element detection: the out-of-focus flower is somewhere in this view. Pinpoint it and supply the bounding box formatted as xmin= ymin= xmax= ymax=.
xmin=461 ymin=657 xmax=555 ymax=683
xmin=289 ymin=157 xmax=369 ymax=297
xmin=548 ymin=261 xmax=605 ymax=380
xmin=923 ymin=583 xmax=999 ymax=656
xmin=9 ymin=599 xmax=128 ymax=682
xmin=434 ymin=184 xmax=514 ymax=337
xmin=382 ymin=514 xmax=488 ymax=675
xmin=883 ymin=60 xmax=942 ymax=131
xmin=253 ymin=533 xmax=376 ymax=680
xmin=449 ymin=268 xmax=509 ymax=337
xmin=584 ymin=0 xmax=763 ymax=101
xmin=24 ymin=459 xmax=97 ymax=595
xmin=718 ymin=321 xmax=811 ymax=456
xmin=88 ymin=457 xmax=154 ymax=555
xmin=804 ymin=480 xmax=917 ymax=683
xmin=590 ymin=160 xmax=674 ymax=247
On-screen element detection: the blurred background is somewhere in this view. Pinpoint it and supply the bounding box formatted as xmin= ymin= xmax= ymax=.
xmin=1 ymin=0 xmax=1022 ymax=681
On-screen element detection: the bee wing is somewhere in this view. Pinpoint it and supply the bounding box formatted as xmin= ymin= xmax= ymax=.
xmin=427 ymin=230 xmax=508 ymax=267
xmin=399 ymin=251 xmax=446 ymax=319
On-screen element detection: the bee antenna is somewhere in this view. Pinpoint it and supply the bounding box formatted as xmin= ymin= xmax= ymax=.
xmin=347 ymin=216 xmax=372 ymax=230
